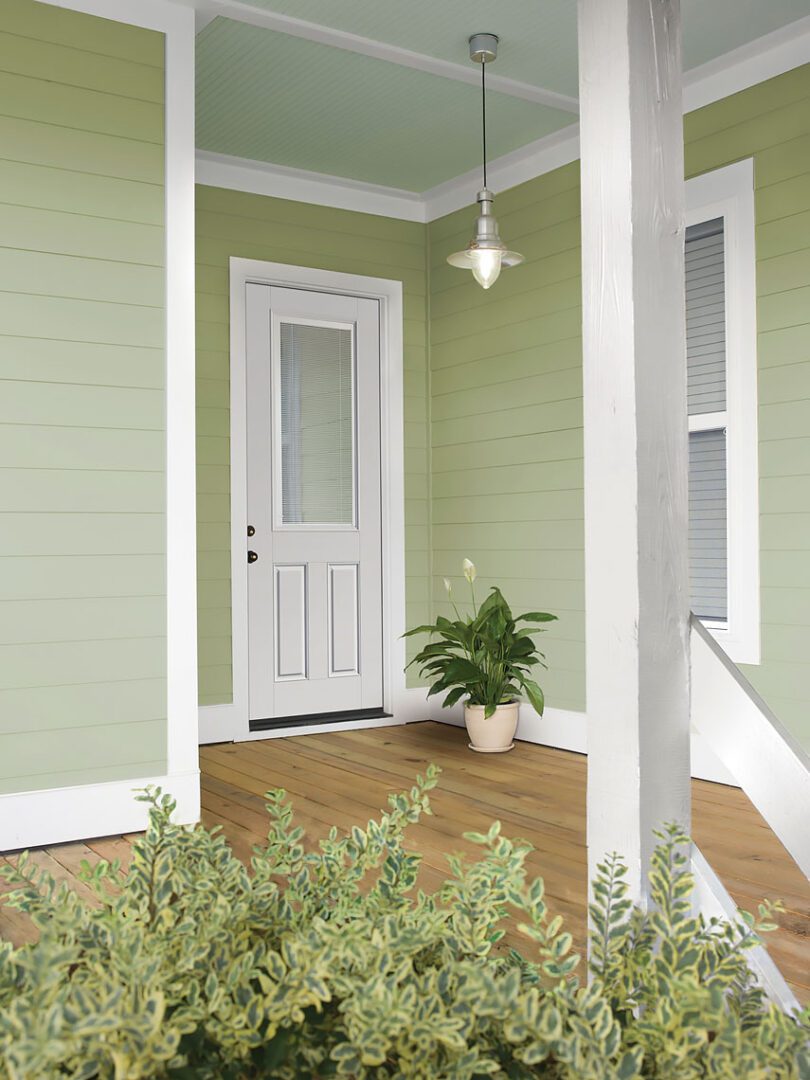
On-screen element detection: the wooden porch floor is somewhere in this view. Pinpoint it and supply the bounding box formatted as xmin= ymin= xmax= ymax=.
xmin=2 ymin=721 xmax=808 ymax=1003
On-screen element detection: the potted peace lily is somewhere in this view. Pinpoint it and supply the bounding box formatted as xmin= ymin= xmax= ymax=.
xmin=405 ymin=559 xmax=556 ymax=753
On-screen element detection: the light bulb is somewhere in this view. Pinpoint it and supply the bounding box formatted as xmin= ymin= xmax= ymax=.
xmin=469 ymin=248 xmax=502 ymax=290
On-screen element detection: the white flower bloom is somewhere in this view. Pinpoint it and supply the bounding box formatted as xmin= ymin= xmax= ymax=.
xmin=443 ymin=577 xmax=453 ymax=595
xmin=462 ymin=558 xmax=477 ymax=583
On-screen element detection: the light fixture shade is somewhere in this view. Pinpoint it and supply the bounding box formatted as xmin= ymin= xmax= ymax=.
xmin=447 ymin=188 xmax=524 ymax=289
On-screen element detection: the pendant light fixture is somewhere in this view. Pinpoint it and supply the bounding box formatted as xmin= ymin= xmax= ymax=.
xmin=447 ymin=33 xmax=524 ymax=290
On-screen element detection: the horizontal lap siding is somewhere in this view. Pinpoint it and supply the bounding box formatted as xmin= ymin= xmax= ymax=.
xmin=0 ymin=0 xmax=166 ymax=794
xmin=428 ymin=64 xmax=810 ymax=741
xmin=195 ymin=186 xmax=429 ymax=703
xmin=428 ymin=163 xmax=586 ymax=712
xmin=683 ymin=64 xmax=810 ymax=748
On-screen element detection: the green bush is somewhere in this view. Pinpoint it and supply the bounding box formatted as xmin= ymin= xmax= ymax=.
xmin=1 ymin=768 xmax=808 ymax=1079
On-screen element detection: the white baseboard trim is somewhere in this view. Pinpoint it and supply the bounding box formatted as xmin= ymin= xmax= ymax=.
xmin=399 ymin=689 xmax=738 ymax=787
xmin=198 ymin=701 xmax=242 ymax=744
xmin=0 ymin=770 xmax=200 ymax=853
xmin=408 ymin=692 xmax=587 ymax=754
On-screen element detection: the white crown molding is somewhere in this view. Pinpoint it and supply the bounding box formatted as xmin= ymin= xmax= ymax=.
xmin=193 ymin=18 xmax=810 ymax=224
xmin=195 ymin=150 xmax=427 ymax=222
xmin=196 ymin=9 xmax=216 ymax=33
xmin=422 ymin=123 xmax=581 ymax=220
xmin=189 ymin=0 xmax=579 ymax=113
xmin=194 ymin=131 xmax=581 ymax=225
xmin=682 ymin=14 xmax=810 ymax=113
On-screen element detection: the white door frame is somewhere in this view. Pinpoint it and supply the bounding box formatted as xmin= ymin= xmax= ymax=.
xmin=199 ymin=258 xmax=406 ymax=743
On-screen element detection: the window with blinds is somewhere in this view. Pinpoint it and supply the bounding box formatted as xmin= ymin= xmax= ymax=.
xmin=686 ymin=217 xmax=728 ymax=624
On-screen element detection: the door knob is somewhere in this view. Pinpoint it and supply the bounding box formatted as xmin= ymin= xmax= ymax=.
xmin=247 ymin=525 xmax=255 ymax=537
xmin=247 ymin=550 xmax=258 ymax=564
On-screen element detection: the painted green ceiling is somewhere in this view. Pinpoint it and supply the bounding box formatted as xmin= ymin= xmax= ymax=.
xmin=215 ymin=0 xmax=810 ymax=96
xmin=196 ymin=21 xmax=575 ymax=191
xmin=196 ymin=0 xmax=810 ymax=192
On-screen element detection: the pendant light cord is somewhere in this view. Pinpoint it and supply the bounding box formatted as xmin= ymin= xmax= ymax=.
xmin=481 ymin=59 xmax=488 ymax=190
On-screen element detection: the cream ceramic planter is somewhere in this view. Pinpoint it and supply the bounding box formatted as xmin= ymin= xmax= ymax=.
xmin=464 ymin=702 xmax=519 ymax=753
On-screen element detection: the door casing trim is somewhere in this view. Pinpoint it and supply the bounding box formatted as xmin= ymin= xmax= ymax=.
xmin=199 ymin=258 xmax=406 ymax=744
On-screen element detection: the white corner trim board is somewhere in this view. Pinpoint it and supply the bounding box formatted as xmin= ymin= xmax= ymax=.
xmin=0 ymin=771 xmax=200 ymax=853
xmin=28 ymin=0 xmax=201 ymax=836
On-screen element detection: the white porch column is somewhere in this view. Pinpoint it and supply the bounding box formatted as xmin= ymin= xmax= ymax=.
xmin=578 ymin=0 xmax=691 ymax=900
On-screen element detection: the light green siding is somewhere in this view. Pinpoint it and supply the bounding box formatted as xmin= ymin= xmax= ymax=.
xmin=429 ymin=63 xmax=810 ymax=745
xmin=195 ymin=187 xmax=430 ymax=704
xmin=193 ymin=65 xmax=809 ymax=744
xmin=429 ymin=164 xmax=586 ymax=712
xmin=683 ymin=64 xmax=810 ymax=746
xmin=0 ymin=0 xmax=167 ymax=794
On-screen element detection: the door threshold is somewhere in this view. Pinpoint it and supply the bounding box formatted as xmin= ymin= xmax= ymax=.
xmin=249 ymin=707 xmax=392 ymax=733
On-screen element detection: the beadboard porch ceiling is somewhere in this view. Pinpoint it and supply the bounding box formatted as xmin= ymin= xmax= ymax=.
xmin=195 ymin=0 xmax=810 ymax=191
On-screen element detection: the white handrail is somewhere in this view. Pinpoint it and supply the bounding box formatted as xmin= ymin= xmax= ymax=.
xmin=691 ymin=845 xmax=799 ymax=1012
xmin=691 ymin=615 xmax=810 ymax=879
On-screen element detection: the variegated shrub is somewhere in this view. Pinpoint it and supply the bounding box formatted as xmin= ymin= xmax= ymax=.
xmin=1 ymin=768 xmax=808 ymax=1078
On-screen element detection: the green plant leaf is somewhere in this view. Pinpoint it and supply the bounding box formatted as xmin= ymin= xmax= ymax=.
xmin=441 ymin=686 xmax=467 ymax=709
xmin=520 ymin=678 xmax=545 ymax=716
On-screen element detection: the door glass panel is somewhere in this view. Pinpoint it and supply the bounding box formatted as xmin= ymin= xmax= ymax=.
xmin=279 ymin=321 xmax=355 ymax=526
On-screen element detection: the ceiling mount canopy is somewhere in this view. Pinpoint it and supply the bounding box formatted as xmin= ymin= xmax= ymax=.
xmin=447 ymin=32 xmax=525 ymax=290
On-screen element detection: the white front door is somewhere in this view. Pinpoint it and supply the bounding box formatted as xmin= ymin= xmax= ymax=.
xmin=245 ymin=284 xmax=384 ymax=729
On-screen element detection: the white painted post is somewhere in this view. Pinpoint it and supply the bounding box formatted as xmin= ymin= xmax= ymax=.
xmin=578 ymin=0 xmax=691 ymax=901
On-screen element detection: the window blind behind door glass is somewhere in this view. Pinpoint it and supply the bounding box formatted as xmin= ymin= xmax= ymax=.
xmin=279 ymin=321 xmax=355 ymax=526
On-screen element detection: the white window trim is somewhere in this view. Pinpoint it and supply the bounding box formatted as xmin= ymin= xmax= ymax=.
xmin=685 ymin=158 xmax=760 ymax=665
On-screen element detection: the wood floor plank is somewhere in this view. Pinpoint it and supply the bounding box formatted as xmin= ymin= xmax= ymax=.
xmin=86 ymin=836 xmax=135 ymax=874
xmin=0 ymin=856 xmax=37 ymax=948
xmin=6 ymin=848 xmax=99 ymax=907
xmin=3 ymin=722 xmax=808 ymax=1005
